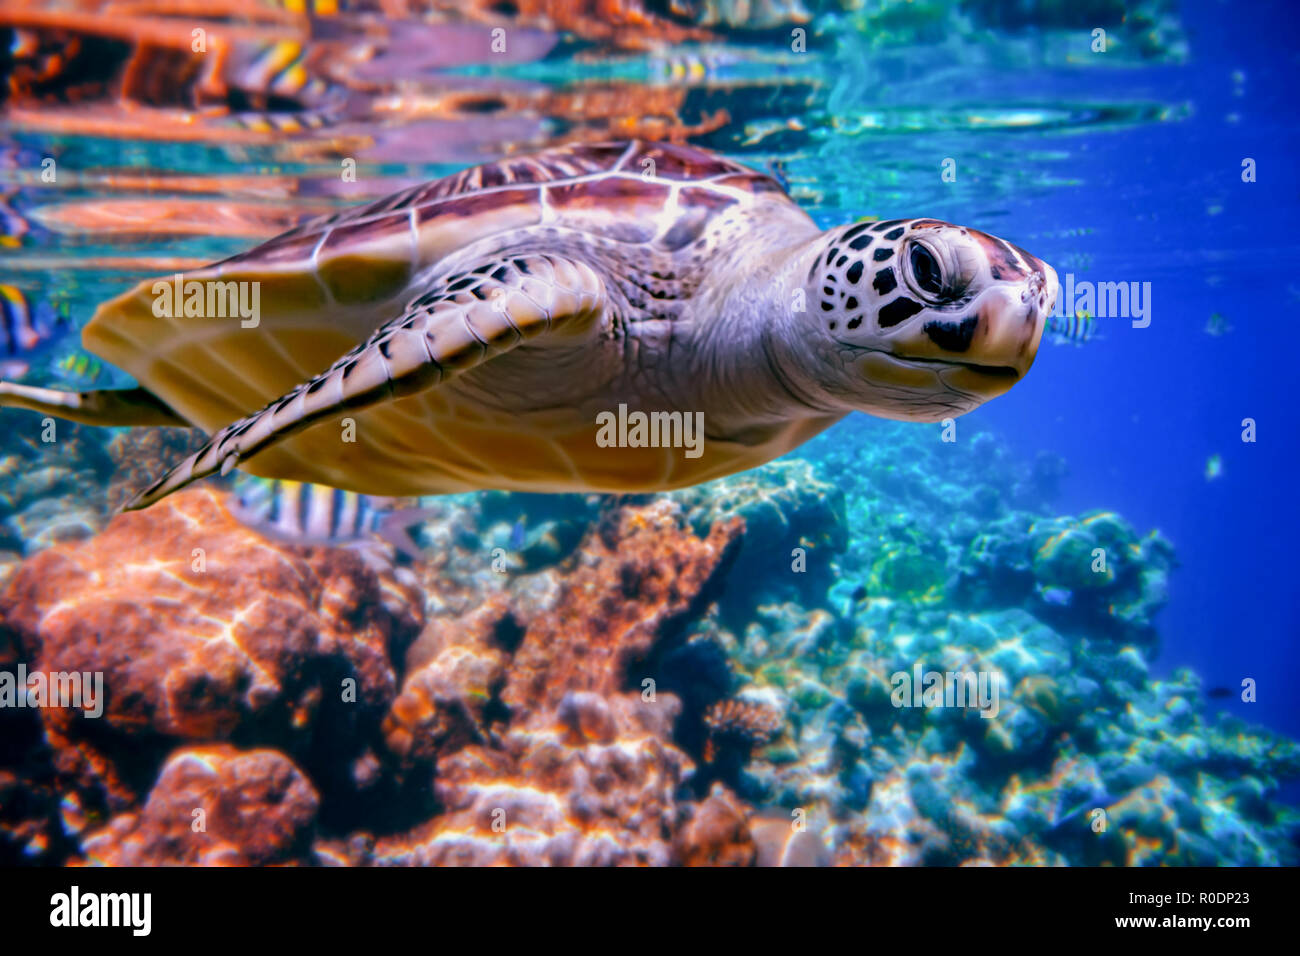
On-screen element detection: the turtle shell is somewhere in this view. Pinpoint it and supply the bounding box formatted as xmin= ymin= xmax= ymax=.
xmin=82 ymin=141 xmax=803 ymax=491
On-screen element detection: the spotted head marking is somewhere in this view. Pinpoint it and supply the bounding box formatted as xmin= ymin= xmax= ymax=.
xmin=802 ymin=217 xmax=1059 ymax=421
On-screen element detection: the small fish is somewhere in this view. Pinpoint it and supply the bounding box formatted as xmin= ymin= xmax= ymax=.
xmin=850 ymin=584 xmax=868 ymax=603
xmin=1206 ymin=686 xmax=1235 ymax=699
xmin=230 ymin=110 xmax=333 ymax=135
xmin=1044 ymin=310 xmax=1097 ymax=346
xmin=1038 ymin=586 xmax=1072 ymax=607
xmin=227 ymin=477 xmax=436 ymax=559
xmin=1204 ymin=312 xmax=1233 ymax=337
xmin=653 ymin=48 xmax=734 ymax=84
xmin=765 ymin=158 xmax=791 ymax=193
xmin=53 ymin=352 xmax=101 ymax=384
xmin=225 ymin=37 xmax=335 ymax=124
xmin=1205 ymin=454 xmax=1224 ymax=481
xmin=242 ymin=40 xmax=313 ymax=99
xmin=509 ymin=515 xmax=527 ymax=550
xmin=2 ymin=285 xmax=70 ymax=362
xmin=9 ymin=28 xmax=41 ymax=60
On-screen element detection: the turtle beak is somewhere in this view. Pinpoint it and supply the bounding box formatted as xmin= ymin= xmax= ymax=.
xmin=1022 ymin=256 xmax=1059 ymax=369
xmin=967 ymin=252 xmax=1055 ymax=371
xmin=991 ymin=254 xmax=1057 ymax=374
xmin=921 ymin=253 xmax=1058 ymax=399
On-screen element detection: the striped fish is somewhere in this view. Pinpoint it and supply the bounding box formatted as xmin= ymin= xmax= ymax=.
xmin=1 ymin=286 xmax=71 ymax=375
xmin=241 ymin=41 xmax=312 ymax=99
xmin=0 ymin=191 xmax=31 ymax=248
xmin=222 ymin=37 xmax=344 ymax=136
xmin=1044 ymin=311 xmax=1098 ymax=346
xmin=227 ymin=476 xmax=437 ymax=558
xmin=233 ymin=38 xmax=333 ymax=107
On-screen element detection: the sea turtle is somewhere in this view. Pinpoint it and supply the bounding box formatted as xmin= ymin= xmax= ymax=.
xmin=1 ymin=140 xmax=1059 ymax=509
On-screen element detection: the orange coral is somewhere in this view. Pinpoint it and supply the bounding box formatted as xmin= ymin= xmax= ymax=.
xmin=0 ymin=487 xmax=422 ymax=817
xmin=80 ymin=746 xmax=319 ymax=866
xmin=348 ymin=502 xmax=745 ymax=865
xmin=0 ymin=492 xmax=791 ymax=865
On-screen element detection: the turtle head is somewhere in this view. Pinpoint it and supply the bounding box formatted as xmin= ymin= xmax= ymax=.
xmin=803 ymin=217 xmax=1058 ymax=421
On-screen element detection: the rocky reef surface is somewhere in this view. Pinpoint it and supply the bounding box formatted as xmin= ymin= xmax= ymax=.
xmin=0 ymin=418 xmax=1296 ymax=866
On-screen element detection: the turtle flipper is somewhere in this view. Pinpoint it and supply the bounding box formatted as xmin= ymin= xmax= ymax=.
xmin=0 ymin=382 xmax=189 ymax=427
xmin=124 ymin=254 xmax=606 ymax=510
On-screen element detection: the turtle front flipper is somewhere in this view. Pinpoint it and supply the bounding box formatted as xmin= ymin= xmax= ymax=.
xmin=0 ymin=382 xmax=189 ymax=427
xmin=124 ymin=254 xmax=606 ymax=510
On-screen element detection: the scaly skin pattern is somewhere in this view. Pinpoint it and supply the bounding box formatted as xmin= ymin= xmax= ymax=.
xmin=0 ymin=141 xmax=1059 ymax=506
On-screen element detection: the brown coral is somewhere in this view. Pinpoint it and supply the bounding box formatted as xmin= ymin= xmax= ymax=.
xmin=350 ymin=501 xmax=744 ymax=866
xmin=0 ymin=487 xmax=422 ymax=822
xmin=703 ymin=697 xmax=784 ymax=763
xmin=382 ymin=597 xmax=511 ymax=767
xmin=672 ymin=783 xmax=756 ymax=866
xmin=79 ymin=745 xmax=319 ymax=866
xmin=0 ymin=488 xmax=782 ymax=865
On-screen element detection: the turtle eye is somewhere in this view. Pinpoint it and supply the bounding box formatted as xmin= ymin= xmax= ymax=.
xmin=909 ymin=242 xmax=945 ymax=298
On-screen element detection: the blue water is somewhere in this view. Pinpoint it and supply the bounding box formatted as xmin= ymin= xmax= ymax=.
xmin=3 ymin=2 xmax=1295 ymax=746
xmin=747 ymin=0 xmax=1300 ymax=750
xmin=0 ymin=0 xmax=1297 ymax=863
xmin=3 ymin=2 xmax=1295 ymax=732
xmin=927 ymin=1 xmax=1300 ymax=744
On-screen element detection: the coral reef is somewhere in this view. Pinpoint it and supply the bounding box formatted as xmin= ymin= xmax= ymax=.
xmin=671 ymin=458 xmax=847 ymax=619
xmin=0 ymin=423 xmax=114 ymax=572
xmin=348 ymin=501 xmax=743 ymax=866
xmin=0 ymin=488 xmax=422 ymax=854
xmin=81 ymin=747 xmax=320 ymax=866
xmin=0 ymin=489 xmax=771 ymax=865
xmin=672 ymin=784 xmax=758 ymax=866
xmin=0 ymin=418 xmax=1295 ymax=867
xmin=703 ymin=697 xmax=785 ymax=764
xmin=686 ymin=422 xmax=1299 ymax=866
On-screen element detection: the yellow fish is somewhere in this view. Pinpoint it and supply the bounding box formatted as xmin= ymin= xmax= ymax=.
xmin=54 ymin=352 xmax=102 ymax=383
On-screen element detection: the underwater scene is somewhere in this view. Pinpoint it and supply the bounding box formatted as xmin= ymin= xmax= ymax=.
xmin=0 ymin=0 xmax=1297 ymax=874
